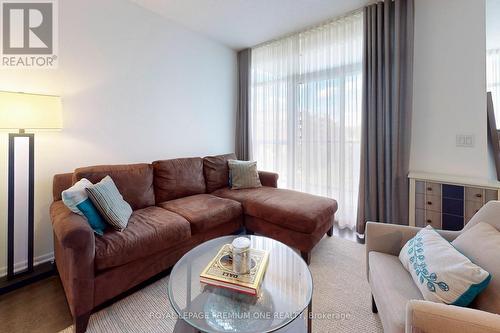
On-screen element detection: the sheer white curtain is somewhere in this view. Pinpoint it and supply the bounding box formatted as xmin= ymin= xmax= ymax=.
xmin=250 ymin=11 xmax=363 ymax=229
xmin=488 ymin=49 xmax=500 ymax=127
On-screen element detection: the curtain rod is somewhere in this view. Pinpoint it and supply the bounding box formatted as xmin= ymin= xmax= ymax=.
xmin=251 ymin=7 xmax=364 ymax=50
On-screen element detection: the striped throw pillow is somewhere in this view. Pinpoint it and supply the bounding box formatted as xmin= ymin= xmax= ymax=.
xmin=228 ymin=160 xmax=262 ymax=190
xmin=86 ymin=176 xmax=133 ymax=231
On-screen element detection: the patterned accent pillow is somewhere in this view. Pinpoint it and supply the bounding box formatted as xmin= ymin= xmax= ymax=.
xmin=86 ymin=176 xmax=133 ymax=231
xmin=227 ymin=160 xmax=262 ymax=190
xmin=399 ymin=226 xmax=491 ymax=307
xmin=61 ymin=178 xmax=106 ymax=235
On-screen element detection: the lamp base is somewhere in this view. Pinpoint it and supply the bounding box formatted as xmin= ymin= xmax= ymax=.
xmin=0 ymin=261 xmax=55 ymax=295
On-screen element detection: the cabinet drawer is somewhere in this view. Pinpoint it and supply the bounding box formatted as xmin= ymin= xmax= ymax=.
xmin=425 ymin=194 xmax=441 ymax=212
xmin=425 ymin=182 xmax=441 ymax=196
xmin=416 ymin=193 xmax=425 ymax=209
xmin=415 ymin=181 xmax=425 ymax=194
xmin=425 ymin=210 xmax=441 ymax=229
xmin=485 ymin=189 xmax=498 ymax=203
xmin=415 ymin=208 xmax=426 ymax=228
xmin=465 ymin=187 xmax=484 ymax=202
xmin=465 ymin=200 xmax=483 ymax=224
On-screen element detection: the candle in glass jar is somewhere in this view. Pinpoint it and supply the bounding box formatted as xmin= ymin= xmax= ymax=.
xmin=231 ymin=237 xmax=251 ymax=274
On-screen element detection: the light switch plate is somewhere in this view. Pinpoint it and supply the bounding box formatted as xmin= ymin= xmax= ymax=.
xmin=456 ymin=134 xmax=475 ymax=148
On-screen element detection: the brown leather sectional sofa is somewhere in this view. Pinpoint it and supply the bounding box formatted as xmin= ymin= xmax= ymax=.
xmin=50 ymin=153 xmax=337 ymax=333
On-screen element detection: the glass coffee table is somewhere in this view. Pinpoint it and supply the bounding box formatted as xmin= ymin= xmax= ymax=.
xmin=168 ymin=235 xmax=313 ymax=333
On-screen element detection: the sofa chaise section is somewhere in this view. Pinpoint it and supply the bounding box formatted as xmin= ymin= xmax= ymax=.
xmin=202 ymin=153 xmax=337 ymax=264
xmin=212 ymin=186 xmax=337 ymax=263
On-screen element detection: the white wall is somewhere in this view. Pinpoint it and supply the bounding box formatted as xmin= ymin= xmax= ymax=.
xmin=411 ymin=0 xmax=496 ymax=180
xmin=0 ymin=0 xmax=237 ymax=274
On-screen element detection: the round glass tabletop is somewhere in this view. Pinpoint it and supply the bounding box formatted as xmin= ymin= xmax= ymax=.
xmin=167 ymin=235 xmax=313 ymax=333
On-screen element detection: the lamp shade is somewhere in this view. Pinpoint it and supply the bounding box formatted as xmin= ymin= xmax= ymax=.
xmin=0 ymin=91 xmax=62 ymax=130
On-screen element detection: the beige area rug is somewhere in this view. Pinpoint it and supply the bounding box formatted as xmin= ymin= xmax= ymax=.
xmin=59 ymin=236 xmax=382 ymax=333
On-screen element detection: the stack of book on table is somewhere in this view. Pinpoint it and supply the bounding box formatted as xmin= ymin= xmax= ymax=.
xmin=200 ymin=244 xmax=269 ymax=296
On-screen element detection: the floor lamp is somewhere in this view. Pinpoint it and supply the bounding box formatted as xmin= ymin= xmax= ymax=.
xmin=0 ymin=91 xmax=62 ymax=294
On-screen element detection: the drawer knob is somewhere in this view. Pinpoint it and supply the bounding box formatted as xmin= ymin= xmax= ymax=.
xmin=427 ymin=187 xmax=432 ymax=191
xmin=427 ymin=219 xmax=432 ymax=223
xmin=427 ymin=201 xmax=432 ymax=205
xmin=475 ymin=194 xmax=482 ymax=198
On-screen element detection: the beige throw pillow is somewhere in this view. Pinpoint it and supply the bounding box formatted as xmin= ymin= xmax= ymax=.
xmin=452 ymin=222 xmax=500 ymax=312
xmin=228 ymin=160 xmax=262 ymax=190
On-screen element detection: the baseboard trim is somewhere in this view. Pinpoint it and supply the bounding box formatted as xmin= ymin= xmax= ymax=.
xmin=0 ymin=261 xmax=55 ymax=295
xmin=0 ymin=252 xmax=54 ymax=278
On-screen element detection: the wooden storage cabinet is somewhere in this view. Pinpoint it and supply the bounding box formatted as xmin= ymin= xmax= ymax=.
xmin=409 ymin=173 xmax=500 ymax=231
xmin=465 ymin=200 xmax=483 ymax=224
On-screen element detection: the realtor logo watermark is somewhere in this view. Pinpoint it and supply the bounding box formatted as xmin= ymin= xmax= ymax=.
xmin=1 ymin=0 xmax=58 ymax=68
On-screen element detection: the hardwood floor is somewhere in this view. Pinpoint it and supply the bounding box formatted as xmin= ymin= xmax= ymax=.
xmin=0 ymin=224 xmax=360 ymax=333
xmin=0 ymin=275 xmax=72 ymax=333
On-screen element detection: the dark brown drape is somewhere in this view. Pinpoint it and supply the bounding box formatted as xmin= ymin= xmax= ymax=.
xmin=357 ymin=0 xmax=414 ymax=235
xmin=236 ymin=48 xmax=251 ymax=161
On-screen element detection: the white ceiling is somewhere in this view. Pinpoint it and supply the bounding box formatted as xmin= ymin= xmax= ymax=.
xmin=130 ymin=0 xmax=370 ymax=50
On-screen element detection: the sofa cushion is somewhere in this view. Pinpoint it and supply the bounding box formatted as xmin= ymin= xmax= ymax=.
xmin=369 ymin=251 xmax=423 ymax=333
xmin=73 ymin=164 xmax=155 ymax=210
xmin=158 ymin=194 xmax=242 ymax=234
xmin=212 ymin=187 xmax=336 ymax=234
xmin=94 ymin=206 xmax=191 ymax=271
xmin=153 ymin=157 xmax=206 ymax=203
xmin=452 ymin=222 xmax=500 ymax=313
xmin=203 ymin=153 xmax=236 ymax=193
xmin=212 ymin=186 xmax=267 ymax=203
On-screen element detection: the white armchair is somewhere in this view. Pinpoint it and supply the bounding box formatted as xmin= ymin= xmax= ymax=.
xmin=366 ymin=201 xmax=500 ymax=333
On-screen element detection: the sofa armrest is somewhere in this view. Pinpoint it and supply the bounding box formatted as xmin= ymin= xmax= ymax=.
xmin=365 ymin=222 xmax=460 ymax=280
xmin=50 ymin=201 xmax=95 ymax=319
xmin=50 ymin=201 xmax=95 ymax=251
xmin=258 ymin=171 xmax=279 ymax=188
xmin=406 ymin=300 xmax=500 ymax=333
